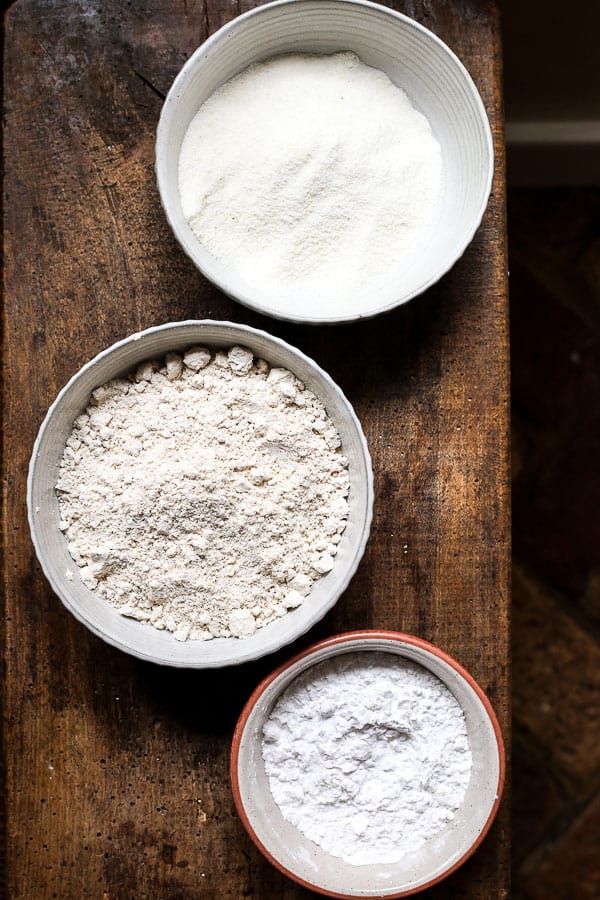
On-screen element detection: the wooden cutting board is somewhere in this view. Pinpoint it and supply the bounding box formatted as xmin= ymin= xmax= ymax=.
xmin=2 ymin=0 xmax=509 ymax=896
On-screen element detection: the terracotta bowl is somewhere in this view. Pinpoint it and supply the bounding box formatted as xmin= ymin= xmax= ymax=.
xmin=231 ymin=630 xmax=505 ymax=897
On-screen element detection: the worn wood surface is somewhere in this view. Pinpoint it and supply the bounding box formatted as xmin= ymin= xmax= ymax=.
xmin=2 ymin=1 xmax=509 ymax=896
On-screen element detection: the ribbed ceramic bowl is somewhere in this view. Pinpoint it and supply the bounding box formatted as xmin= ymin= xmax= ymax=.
xmin=27 ymin=321 xmax=373 ymax=668
xmin=231 ymin=631 xmax=505 ymax=897
xmin=156 ymin=0 xmax=493 ymax=324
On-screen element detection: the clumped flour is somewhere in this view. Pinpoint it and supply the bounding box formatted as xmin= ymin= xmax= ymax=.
xmin=262 ymin=652 xmax=472 ymax=865
xmin=56 ymin=346 xmax=349 ymax=641
xmin=179 ymin=52 xmax=442 ymax=302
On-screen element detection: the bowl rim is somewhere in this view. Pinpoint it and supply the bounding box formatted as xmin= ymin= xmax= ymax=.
xmin=155 ymin=0 xmax=495 ymax=325
xmin=27 ymin=320 xmax=374 ymax=668
xmin=230 ymin=629 xmax=506 ymax=897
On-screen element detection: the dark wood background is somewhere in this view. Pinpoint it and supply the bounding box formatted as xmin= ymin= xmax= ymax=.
xmin=2 ymin=1 xmax=509 ymax=896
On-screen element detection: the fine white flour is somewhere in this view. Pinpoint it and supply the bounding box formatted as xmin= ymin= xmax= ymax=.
xmin=262 ymin=652 xmax=472 ymax=865
xmin=179 ymin=52 xmax=442 ymax=302
xmin=56 ymin=346 xmax=349 ymax=641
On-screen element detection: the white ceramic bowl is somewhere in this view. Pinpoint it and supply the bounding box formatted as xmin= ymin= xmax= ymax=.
xmin=27 ymin=321 xmax=373 ymax=668
xmin=156 ymin=0 xmax=493 ymax=324
xmin=231 ymin=631 xmax=505 ymax=897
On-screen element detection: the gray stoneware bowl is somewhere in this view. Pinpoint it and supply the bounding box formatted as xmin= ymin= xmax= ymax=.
xmin=231 ymin=631 xmax=505 ymax=897
xmin=27 ymin=321 xmax=373 ymax=668
xmin=156 ymin=0 xmax=494 ymax=324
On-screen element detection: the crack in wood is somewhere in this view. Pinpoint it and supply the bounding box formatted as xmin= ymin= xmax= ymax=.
xmin=133 ymin=69 xmax=166 ymax=101
xmin=203 ymin=0 xmax=210 ymax=41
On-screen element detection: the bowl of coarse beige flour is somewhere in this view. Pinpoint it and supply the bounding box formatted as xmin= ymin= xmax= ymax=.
xmin=28 ymin=321 xmax=373 ymax=667
xmin=156 ymin=0 xmax=493 ymax=323
xmin=231 ymin=630 xmax=505 ymax=897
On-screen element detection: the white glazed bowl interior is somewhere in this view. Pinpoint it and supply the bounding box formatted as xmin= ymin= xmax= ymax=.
xmin=156 ymin=0 xmax=493 ymax=324
xmin=234 ymin=636 xmax=503 ymax=896
xmin=28 ymin=321 xmax=373 ymax=668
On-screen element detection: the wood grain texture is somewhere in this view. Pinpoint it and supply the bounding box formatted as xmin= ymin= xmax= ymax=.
xmin=2 ymin=1 xmax=509 ymax=897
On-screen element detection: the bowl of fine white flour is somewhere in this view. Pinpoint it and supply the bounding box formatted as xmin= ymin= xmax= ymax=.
xmin=27 ymin=321 xmax=373 ymax=668
xmin=156 ymin=0 xmax=493 ymax=324
xmin=231 ymin=630 xmax=505 ymax=897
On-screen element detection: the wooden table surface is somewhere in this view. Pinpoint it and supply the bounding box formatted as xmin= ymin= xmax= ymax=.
xmin=2 ymin=1 xmax=509 ymax=896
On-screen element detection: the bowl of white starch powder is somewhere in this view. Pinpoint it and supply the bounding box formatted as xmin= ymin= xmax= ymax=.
xmin=231 ymin=630 xmax=505 ymax=896
xmin=28 ymin=321 xmax=373 ymax=667
xmin=156 ymin=0 xmax=493 ymax=323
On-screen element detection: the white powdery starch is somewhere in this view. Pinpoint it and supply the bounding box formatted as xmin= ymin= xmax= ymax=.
xmin=262 ymin=652 xmax=472 ymax=865
xmin=179 ymin=52 xmax=442 ymax=302
xmin=56 ymin=346 xmax=350 ymax=641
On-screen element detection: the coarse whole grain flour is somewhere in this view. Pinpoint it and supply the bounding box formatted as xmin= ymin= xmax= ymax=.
xmin=56 ymin=346 xmax=350 ymax=641
xmin=262 ymin=652 xmax=472 ymax=865
xmin=179 ymin=52 xmax=442 ymax=303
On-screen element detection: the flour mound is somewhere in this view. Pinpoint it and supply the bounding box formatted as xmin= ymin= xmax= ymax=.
xmin=179 ymin=52 xmax=443 ymax=302
xmin=56 ymin=347 xmax=350 ymax=641
xmin=262 ymin=652 xmax=472 ymax=865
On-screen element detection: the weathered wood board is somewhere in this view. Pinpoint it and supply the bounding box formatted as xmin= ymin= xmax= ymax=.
xmin=2 ymin=0 xmax=509 ymax=896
